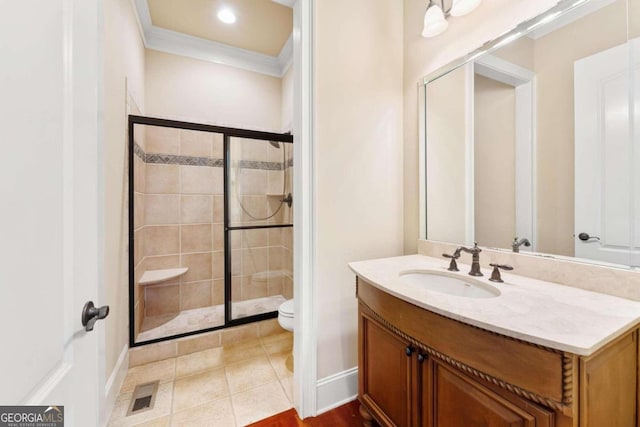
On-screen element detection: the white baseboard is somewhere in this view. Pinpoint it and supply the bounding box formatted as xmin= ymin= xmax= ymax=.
xmin=102 ymin=345 xmax=129 ymax=427
xmin=316 ymin=367 xmax=358 ymax=415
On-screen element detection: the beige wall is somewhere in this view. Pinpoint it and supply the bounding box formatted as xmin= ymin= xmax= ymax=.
xmin=315 ymin=0 xmax=404 ymax=379
xmin=104 ymin=0 xmax=146 ymax=378
xmin=632 ymin=0 xmax=640 ymax=38
xmin=426 ymin=65 xmax=468 ymax=244
xmin=145 ymin=50 xmax=282 ymax=132
xmin=403 ymin=0 xmax=558 ymax=254
xmin=474 ymin=75 xmax=516 ymax=249
xmin=281 ymin=66 xmax=294 ymax=132
xmin=494 ymin=37 xmax=535 ymax=70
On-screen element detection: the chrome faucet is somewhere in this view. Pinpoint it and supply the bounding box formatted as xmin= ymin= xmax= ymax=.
xmin=512 ymin=237 xmax=531 ymax=253
xmin=453 ymin=242 xmax=483 ymax=277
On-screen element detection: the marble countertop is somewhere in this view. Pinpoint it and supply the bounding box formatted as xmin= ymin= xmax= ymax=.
xmin=349 ymin=254 xmax=640 ymax=356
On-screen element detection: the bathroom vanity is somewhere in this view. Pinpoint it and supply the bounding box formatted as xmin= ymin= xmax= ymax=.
xmin=350 ymin=255 xmax=640 ymax=427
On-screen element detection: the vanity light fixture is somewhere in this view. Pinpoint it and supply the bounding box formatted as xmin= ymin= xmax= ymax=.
xmin=422 ymin=2 xmax=448 ymax=37
xmin=422 ymin=0 xmax=482 ymax=38
xmin=450 ymin=0 xmax=482 ymax=16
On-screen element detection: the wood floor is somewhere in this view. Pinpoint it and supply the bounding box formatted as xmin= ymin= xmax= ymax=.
xmin=247 ymin=400 xmax=365 ymax=427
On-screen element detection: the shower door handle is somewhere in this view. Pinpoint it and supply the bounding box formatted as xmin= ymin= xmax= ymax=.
xmin=81 ymin=301 xmax=110 ymax=332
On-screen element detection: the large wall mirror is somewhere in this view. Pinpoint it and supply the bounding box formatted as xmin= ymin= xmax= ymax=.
xmin=422 ymin=0 xmax=639 ymax=268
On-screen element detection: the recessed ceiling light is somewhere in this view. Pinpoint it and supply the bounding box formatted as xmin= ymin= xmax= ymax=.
xmin=217 ymin=8 xmax=236 ymax=24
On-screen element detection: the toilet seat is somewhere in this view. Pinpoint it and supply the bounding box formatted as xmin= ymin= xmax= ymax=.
xmin=278 ymin=299 xmax=294 ymax=332
xmin=278 ymin=299 xmax=294 ymax=317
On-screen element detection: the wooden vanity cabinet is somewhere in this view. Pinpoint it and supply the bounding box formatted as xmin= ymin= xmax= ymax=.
xmin=359 ymin=311 xmax=413 ymax=426
xmin=356 ymin=277 xmax=638 ymax=427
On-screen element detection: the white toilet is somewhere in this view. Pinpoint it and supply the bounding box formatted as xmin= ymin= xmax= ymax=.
xmin=277 ymin=299 xmax=294 ymax=332
xmin=277 ymin=299 xmax=295 ymax=372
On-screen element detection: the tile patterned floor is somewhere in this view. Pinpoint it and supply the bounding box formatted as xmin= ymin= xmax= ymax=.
xmin=109 ymin=332 xmax=294 ymax=427
xmin=138 ymin=296 xmax=287 ymax=342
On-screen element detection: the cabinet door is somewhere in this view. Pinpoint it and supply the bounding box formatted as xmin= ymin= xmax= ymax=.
xmin=432 ymin=361 xmax=554 ymax=427
xmin=360 ymin=311 xmax=413 ymax=427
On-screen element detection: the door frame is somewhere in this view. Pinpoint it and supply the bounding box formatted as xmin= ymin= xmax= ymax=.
xmin=292 ymin=0 xmax=317 ymax=418
xmin=473 ymin=54 xmax=537 ymax=251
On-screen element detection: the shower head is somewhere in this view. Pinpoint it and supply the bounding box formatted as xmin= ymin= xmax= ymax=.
xmin=269 ymin=141 xmax=281 ymax=149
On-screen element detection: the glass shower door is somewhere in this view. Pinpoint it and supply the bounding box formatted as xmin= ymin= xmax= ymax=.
xmin=129 ymin=115 xmax=293 ymax=346
xmin=226 ymin=136 xmax=293 ymax=321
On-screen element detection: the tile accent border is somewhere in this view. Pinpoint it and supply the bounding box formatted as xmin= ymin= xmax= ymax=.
xmin=134 ymin=142 xmax=287 ymax=171
xmin=146 ymin=153 xmax=225 ymax=168
xmin=133 ymin=141 xmax=146 ymax=161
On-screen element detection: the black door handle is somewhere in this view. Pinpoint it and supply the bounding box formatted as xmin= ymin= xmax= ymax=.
xmin=81 ymin=301 xmax=109 ymax=331
xmin=578 ymin=233 xmax=600 ymax=242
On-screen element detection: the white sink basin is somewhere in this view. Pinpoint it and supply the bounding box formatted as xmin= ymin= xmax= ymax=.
xmin=399 ymin=270 xmax=501 ymax=299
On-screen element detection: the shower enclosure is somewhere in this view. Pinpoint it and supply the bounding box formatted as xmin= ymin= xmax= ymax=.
xmin=129 ymin=115 xmax=293 ymax=346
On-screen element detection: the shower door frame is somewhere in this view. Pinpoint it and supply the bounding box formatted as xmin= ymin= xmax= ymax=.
xmin=128 ymin=114 xmax=294 ymax=348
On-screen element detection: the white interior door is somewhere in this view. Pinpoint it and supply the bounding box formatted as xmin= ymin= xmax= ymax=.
xmin=0 ymin=1 xmax=104 ymax=425
xmin=574 ymin=40 xmax=639 ymax=267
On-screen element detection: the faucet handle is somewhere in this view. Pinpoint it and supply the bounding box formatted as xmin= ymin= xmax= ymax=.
xmin=442 ymin=253 xmax=460 ymax=272
xmin=489 ymin=263 xmax=513 ymax=283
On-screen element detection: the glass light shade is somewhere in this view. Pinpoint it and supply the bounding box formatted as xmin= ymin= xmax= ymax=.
xmin=450 ymin=0 xmax=482 ymax=17
xmin=422 ymin=4 xmax=448 ymax=38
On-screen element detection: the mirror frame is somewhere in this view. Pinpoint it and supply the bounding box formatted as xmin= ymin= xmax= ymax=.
xmin=418 ymin=0 xmax=637 ymax=270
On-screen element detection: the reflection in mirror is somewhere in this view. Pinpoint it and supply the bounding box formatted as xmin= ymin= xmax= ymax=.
xmin=425 ymin=0 xmax=639 ymax=268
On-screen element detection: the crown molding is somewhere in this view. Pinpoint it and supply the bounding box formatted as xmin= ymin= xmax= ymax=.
xmin=278 ymin=34 xmax=293 ymax=74
xmin=145 ymin=26 xmax=283 ymax=76
xmin=131 ymin=0 xmax=292 ymax=78
xmin=130 ymin=0 xmax=148 ymax=45
xmin=272 ymin=0 xmax=296 ymax=7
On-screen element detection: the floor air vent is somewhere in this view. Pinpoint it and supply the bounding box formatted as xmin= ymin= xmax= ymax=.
xmin=127 ymin=381 xmax=159 ymax=416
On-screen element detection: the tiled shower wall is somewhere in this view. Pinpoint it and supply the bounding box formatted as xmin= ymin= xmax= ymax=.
xmin=133 ymin=124 xmax=293 ymax=341
xmin=144 ymin=126 xmax=224 ymax=320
